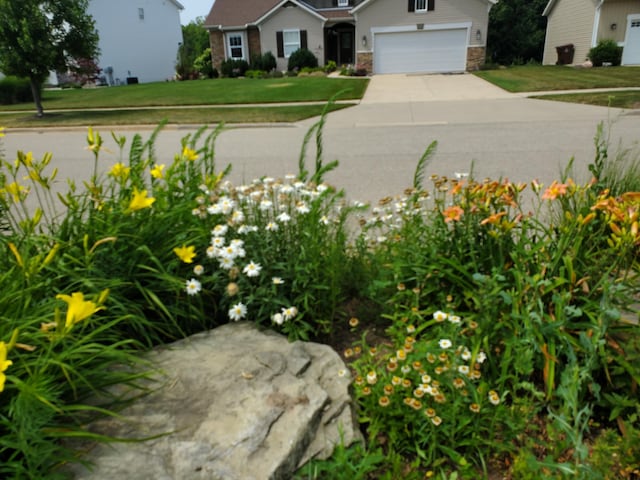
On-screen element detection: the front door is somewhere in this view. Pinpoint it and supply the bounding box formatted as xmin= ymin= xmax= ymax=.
xmin=339 ymin=31 xmax=354 ymax=64
xmin=325 ymin=23 xmax=355 ymax=66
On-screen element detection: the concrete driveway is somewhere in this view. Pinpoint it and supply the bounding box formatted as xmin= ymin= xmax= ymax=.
xmin=360 ymin=73 xmax=515 ymax=103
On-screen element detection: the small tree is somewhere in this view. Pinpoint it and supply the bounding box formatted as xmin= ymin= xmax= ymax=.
xmin=176 ymin=17 xmax=210 ymax=80
xmin=0 ymin=0 xmax=99 ymax=116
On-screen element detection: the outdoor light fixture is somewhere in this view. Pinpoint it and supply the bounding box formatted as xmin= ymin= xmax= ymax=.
xmin=362 ymin=35 xmax=367 ymax=47
xmin=476 ymin=29 xmax=482 ymax=41
xmin=611 ymin=23 xmax=617 ymax=30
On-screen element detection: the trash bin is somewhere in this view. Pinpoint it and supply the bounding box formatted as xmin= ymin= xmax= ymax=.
xmin=126 ymin=77 xmax=139 ymax=85
xmin=555 ymin=44 xmax=575 ymax=65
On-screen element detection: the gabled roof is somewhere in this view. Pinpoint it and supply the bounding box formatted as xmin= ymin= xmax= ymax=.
xmin=205 ymin=0 xmax=281 ymax=28
xmin=204 ymin=0 xmax=351 ymax=29
xmin=352 ymin=0 xmax=497 ymax=14
xmin=168 ymin=0 xmax=184 ymax=10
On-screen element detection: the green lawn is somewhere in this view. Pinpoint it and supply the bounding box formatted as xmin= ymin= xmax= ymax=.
xmin=474 ymin=65 xmax=640 ymax=92
xmin=533 ymin=90 xmax=640 ymax=109
xmin=0 ymin=77 xmax=369 ymax=112
xmin=0 ymin=104 xmax=350 ymax=128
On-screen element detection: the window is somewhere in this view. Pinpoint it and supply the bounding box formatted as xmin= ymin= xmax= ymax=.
xmin=408 ymin=0 xmax=434 ymax=13
xmin=277 ymin=30 xmax=307 ymax=58
xmin=338 ymin=0 xmax=348 ymax=6
xmin=283 ymin=30 xmax=301 ymax=58
xmin=138 ymin=8 xmax=144 ymax=20
xmin=227 ymin=33 xmax=244 ymax=59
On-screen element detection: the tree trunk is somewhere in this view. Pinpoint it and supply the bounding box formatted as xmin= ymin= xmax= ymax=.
xmin=29 ymin=76 xmax=44 ymax=117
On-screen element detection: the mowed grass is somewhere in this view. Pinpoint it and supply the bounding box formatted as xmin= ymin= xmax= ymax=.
xmin=533 ymin=90 xmax=640 ymax=109
xmin=0 ymin=104 xmax=350 ymax=128
xmin=474 ymin=65 xmax=640 ymax=92
xmin=0 ymin=77 xmax=369 ymax=111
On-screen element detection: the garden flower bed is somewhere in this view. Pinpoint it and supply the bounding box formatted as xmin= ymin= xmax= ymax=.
xmin=1 ymin=117 xmax=639 ymax=479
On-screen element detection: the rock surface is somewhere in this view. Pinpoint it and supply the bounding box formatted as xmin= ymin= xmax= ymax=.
xmin=62 ymin=322 xmax=361 ymax=479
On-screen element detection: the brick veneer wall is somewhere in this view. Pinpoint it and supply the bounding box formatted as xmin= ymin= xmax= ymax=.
xmin=466 ymin=47 xmax=486 ymax=71
xmin=209 ymin=31 xmax=225 ymax=73
xmin=247 ymin=28 xmax=261 ymax=61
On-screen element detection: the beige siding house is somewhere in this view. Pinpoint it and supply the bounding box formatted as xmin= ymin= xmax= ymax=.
xmin=542 ymin=0 xmax=640 ymax=66
xmin=204 ymin=0 xmax=497 ymax=75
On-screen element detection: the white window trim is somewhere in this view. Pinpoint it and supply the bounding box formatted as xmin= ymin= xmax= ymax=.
xmin=415 ymin=0 xmax=427 ymax=13
xmin=337 ymin=0 xmax=348 ymax=6
xmin=226 ymin=31 xmax=246 ymax=60
xmin=283 ymin=29 xmax=301 ymax=58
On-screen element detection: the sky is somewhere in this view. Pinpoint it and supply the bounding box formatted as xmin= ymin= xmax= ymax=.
xmin=179 ymin=0 xmax=213 ymax=25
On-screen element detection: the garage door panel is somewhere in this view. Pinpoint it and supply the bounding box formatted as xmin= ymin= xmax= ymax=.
xmin=374 ymin=29 xmax=468 ymax=74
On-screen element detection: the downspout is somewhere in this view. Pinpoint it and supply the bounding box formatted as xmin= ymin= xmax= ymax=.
xmin=592 ymin=0 xmax=605 ymax=47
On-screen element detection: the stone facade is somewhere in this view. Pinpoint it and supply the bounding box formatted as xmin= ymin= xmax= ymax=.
xmin=466 ymin=46 xmax=486 ymax=71
xmin=355 ymin=52 xmax=373 ymax=74
xmin=209 ymin=30 xmax=225 ymax=73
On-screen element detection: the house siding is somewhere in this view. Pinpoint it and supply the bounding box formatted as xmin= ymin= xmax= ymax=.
xmin=88 ymin=0 xmax=183 ymax=84
xmin=354 ymin=0 xmax=491 ymax=72
xmin=542 ymin=0 xmax=597 ymax=65
xmin=210 ymin=30 xmax=225 ymax=72
xmin=260 ymin=6 xmax=325 ymax=70
xmin=598 ymin=0 xmax=640 ymax=45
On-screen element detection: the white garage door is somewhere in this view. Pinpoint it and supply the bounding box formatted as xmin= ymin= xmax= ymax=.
xmin=622 ymin=15 xmax=640 ymax=65
xmin=374 ymin=28 xmax=468 ymax=74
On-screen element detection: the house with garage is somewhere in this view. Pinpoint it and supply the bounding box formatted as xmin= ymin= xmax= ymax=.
xmin=542 ymin=0 xmax=640 ymax=66
xmin=87 ymin=0 xmax=184 ymax=85
xmin=203 ymin=0 xmax=497 ymax=75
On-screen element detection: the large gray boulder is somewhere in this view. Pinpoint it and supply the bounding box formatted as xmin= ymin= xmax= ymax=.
xmin=63 ymin=322 xmax=361 ymax=479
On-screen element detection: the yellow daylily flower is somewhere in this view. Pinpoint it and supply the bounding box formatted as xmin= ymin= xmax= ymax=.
xmin=150 ymin=163 xmax=165 ymax=179
xmin=56 ymin=292 xmax=105 ymax=328
xmin=5 ymin=181 xmax=28 ymax=202
xmin=0 ymin=126 xmax=5 ymax=138
xmin=182 ymin=146 xmax=199 ymax=162
xmin=173 ymin=245 xmax=197 ymax=264
xmin=128 ymin=187 xmax=155 ymax=211
xmin=109 ymin=162 xmax=130 ymax=179
xmin=0 ymin=341 xmax=13 ymax=393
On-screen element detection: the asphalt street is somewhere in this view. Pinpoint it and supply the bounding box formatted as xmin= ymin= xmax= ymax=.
xmin=2 ymin=74 xmax=639 ymax=207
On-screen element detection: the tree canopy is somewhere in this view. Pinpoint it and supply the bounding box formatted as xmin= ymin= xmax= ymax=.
xmin=0 ymin=0 xmax=99 ymax=116
xmin=487 ymin=0 xmax=548 ymax=65
xmin=176 ymin=17 xmax=212 ymax=79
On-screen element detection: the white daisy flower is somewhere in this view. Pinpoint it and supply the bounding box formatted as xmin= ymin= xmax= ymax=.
xmin=272 ymin=277 xmax=284 ymax=285
xmin=448 ymin=315 xmax=462 ymax=324
xmin=218 ymin=197 xmax=235 ymax=214
xmin=276 ymin=212 xmax=291 ymax=223
xmin=211 ymin=237 xmax=225 ymax=248
xmin=279 ymin=184 xmax=294 ymax=194
xmin=243 ymin=261 xmax=262 ymax=277
xmin=206 ymin=246 xmax=217 ymax=258
xmin=212 ymin=224 xmax=228 ymax=237
xmin=319 ymin=215 xmax=330 ymax=225
xmin=439 ymin=339 xmax=452 ymax=349
xmin=218 ymin=256 xmax=234 ymax=270
xmin=193 ymin=265 xmax=204 ymax=276
xmin=433 ymin=311 xmax=448 ymax=322
xmin=259 ymin=199 xmax=273 ymax=211
xmin=185 ymin=278 xmax=202 ymax=295
xmin=231 ymin=210 xmax=245 ymax=224
xmin=207 ymin=204 xmax=221 ymax=215
xmin=477 ymin=351 xmax=487 ymax=363
xmin=282 ymin=306 xmax=298 ymax=321
xmin=266 ymin=222 xmax=279 ymax=232
xmin=271 ymin=312 xmax=284 ymax=325
xmin=228 ymin=302 xmax=247 ymax=321
xmin=296 ymin=202 xmax=310 ymax=214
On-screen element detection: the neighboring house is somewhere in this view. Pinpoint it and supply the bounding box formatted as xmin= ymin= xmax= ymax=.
xmin=203 ymin=0 xmax=497 ymax=75
xmin=542 ymin=0 xmax=640 ymax=66
xmin=87 ymin=0 xmax=184 ymax=85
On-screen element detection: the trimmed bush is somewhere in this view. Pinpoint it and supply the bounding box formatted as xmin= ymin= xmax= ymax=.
xmin=251 ymin=51 xmax=277 ymax=72
xmin=287 ymin=48 xmax=318 ymax=72
xmin=220 ymin=59 xmax=250 ymax=78
xmin=0 ymin=76 xmax=34 ymax=105
xmin=589 ymin=39 xmax=623 ymax=66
